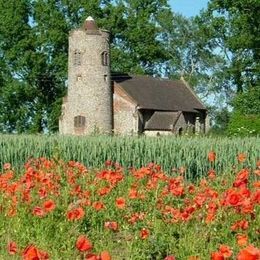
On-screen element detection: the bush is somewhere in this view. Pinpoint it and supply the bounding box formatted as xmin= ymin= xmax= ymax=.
xmin=232 ymin=87 xmax=260 ymax=115
xmin=227 ymin=112 xmax=260 ymax=136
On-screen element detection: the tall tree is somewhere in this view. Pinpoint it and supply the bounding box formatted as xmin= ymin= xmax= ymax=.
xmin=195 ymin=0 xmax=260 ymax=94
xmin=160 ymin=13 xmax=226 ymax=100
xmin=0 ymin=0 xmax=173 ymax=133
xmin=0 ymin=0 xmax=36 ymax=133
xmin=109 ymin=0 xmax=172 ymax=75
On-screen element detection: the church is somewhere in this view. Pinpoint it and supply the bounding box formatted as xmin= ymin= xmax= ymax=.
xmin=59 ymin=17 xmax=209 ymax=136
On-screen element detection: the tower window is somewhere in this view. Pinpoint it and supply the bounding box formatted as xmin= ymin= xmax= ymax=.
xmin=74 ymin=115 xmax=85 ymax=128
xmin=101 ymin=51 xmax=108 ymax=66
xmin=73 ymin=50 xmax=81 ymax=66
xmin=104 ymin=74 xmax=108 ymax=82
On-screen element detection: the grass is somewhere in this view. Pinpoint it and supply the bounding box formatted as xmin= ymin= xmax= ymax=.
xmin=0 ymin=134 xmax=259 ymax=179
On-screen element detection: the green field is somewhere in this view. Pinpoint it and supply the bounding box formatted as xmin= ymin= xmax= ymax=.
xmin=0 ymin=135 xmax=259 ymax=178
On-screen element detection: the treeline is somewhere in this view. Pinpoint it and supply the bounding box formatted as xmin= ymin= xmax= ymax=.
xmin=0 ymin=0 xmax=259 ymax=134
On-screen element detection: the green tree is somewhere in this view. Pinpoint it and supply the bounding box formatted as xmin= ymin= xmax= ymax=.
xmin=232 ymin=87 xmax=260 ymax=115
xmin=109 ymin=0 xmax=172 ymax=75
xmin=0 ymin=0 xmax=36 ymax=133
xmin=196 ymin=0 xmax=260 ymax=94
xmin=227 ymin=87 xmax=260 ymax=136
xmin=207 ymin=107 xmax=230 ymax=135
xmin=0 ymin=0 xmax=173 ymax=133
xmin=161 ymin=12 xmax=226 ymax=99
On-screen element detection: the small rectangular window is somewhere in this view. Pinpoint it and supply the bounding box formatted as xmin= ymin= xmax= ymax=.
xmin=74 ymin=115 xmax=85 ymax=128
xmin=73 ymin=50 xmax=81 ymax=66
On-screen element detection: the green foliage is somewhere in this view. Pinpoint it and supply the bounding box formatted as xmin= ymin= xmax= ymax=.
xmin=207 ymin=107 xmax=230 ymax=136
xmin=163 ymin=13 xmax=225 ymax=96
xmin=109 ymin=0 xmax=172 ymax=75
xmin=196 ymin=0 xmax=260 ymax=94
xmin=228 ymin=113 xmax=260 ymax=137
xmin=227 ymin=87 xmax=260 ymax=136
xmin=232 ymin=87 xmax=260 ymax=115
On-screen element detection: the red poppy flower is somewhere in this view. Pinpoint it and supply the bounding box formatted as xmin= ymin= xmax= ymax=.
xmin=38 ymin=187 xmax=47 ymax=199
xmin=208 ymin=151 xmax=216 ymax=162
xmin=219 ymin=245 xmax=232 ymax=258
xmin=67 ymin=207 xmax=85 ymax=221
xmin=208 ymin=169 xmax=216 ymax=180
xmin=241 ymin=199 xmax=254 ymax=214
xmin=22 ymin=245 xmax=39 ymax=260
xmin=129 ymin=188 xmax=138 ymax=199
xmin=140 ymin=228 xmax=149 ymax=240
xmin=115 ymin=197 xmax=126 ymax=209
xmin=22 ymin=244 xmax=49 ymax=260
xmin=224 ymin=189 xmax=243 ymax=207
xmin=164 ymin=256 xmax=176 ymax=260
xmin=43 ymin=200 xmax=56 ymax=213
xmin=237 ymin=245 xmax=260 ymax=260
xmin=92 ymin=201 xmax=105 ymax=211
xmin=3 ymin=163 xmax=11 ymax=170
xmin=237 ymin=153 xmax=246 ymax=163
xmin=76 ymin=235 xmax=93 ymax=252
xmin=231 ymin=220 xmax=249 ymax=231
xmin=236 ymin=234 xmax=248 ymax=247
xmin=104 ymin=221 xmax=118 ymax=231
xmin=169 ymin=186 xmax=184 ymax=197
xmin=7 ymin=241 xmax=17 ymax=255
xmin=32 ymin=206 xmax=45 ymax=217
xmin=211 ymin=251 xmax=224 ymax=260
xmin=97 ymin=186 xmax=111 ymax=196
xmin=188 ymin=185 xmax=196 ymax=194
xmin=100 ymin=251 xmax=111 ymax=260
xmin=205 ymin=212 xmax=215 ymax=223
xmin=252 ymin=190 xmax=260 ymax=204
xmin=105 ymin=160 xmax=112 ymax=167
xmin=86 ymin=253 xmax=99 ymax=260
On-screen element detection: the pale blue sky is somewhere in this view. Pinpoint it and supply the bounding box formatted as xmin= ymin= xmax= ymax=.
xmin=169 ymin=0 xmax=209 ymax=17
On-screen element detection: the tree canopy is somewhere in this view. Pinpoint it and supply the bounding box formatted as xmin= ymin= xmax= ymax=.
xmin=0 ymin=0 xmax=259 ymax=134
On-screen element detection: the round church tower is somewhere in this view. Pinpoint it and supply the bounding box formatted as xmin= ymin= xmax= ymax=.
xmin=60 ymin=17 xmax=112 ymax=135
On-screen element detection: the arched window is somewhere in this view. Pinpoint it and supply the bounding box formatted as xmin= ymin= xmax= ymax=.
xmin=178 ymin=127 xmax=183 ymax=136
xmin=74 ymin=115 xmax=85 ymax=128
xmin=101 ymin=51 xmax=108 ymax=66
xmin=73 ymin=50 xmax=81 ymax=66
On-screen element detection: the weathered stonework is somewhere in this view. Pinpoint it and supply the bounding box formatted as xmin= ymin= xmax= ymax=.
xmin=113 ymin=83 xmax=138 ymax=135
xmin=59 ymin=17 xmax=112 ymax=135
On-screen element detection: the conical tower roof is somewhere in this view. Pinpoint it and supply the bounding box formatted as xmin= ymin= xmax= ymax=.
xmin=84 ymin=16 xmax=99 ymax=31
